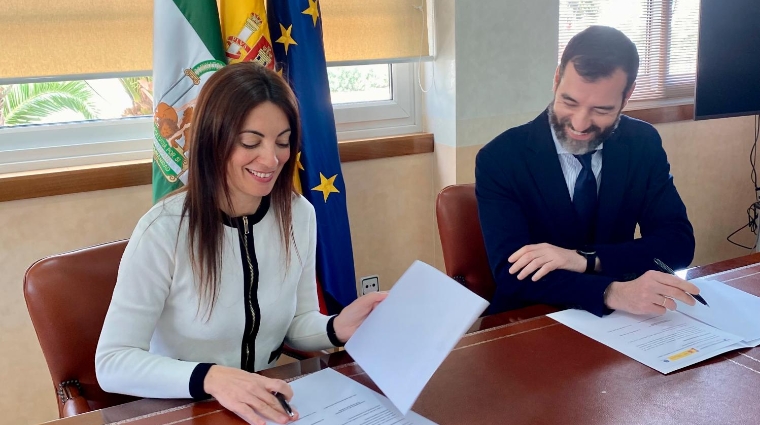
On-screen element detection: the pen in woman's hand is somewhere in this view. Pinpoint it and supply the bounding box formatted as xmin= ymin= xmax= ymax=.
xmin=274 ymin=392 xmax=295 ymax=418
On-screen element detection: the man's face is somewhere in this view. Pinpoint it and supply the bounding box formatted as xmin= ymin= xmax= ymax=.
xmin=549 ymin=61 xmax=633 ymax=155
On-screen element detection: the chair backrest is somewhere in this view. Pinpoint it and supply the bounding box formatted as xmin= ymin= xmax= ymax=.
xmin=23 ymin=240 xmax=137 ymax=417
xmin=435 ymin=184 xmax=496 ymax=302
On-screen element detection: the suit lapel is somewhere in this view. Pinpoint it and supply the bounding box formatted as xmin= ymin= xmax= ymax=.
xmin=596 ymin=127 xmax=629 ymax=242
xmin=524 ymin=112 xmax=585 ymax=243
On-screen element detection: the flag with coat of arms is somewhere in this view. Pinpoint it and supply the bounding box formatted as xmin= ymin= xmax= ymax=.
xmin=151 ymin=0 xmax=226 ymax=202
xmin=221 ymin=0 xmax=275 ymax=68
xmin=153 ymin=0 xmax=279 ymax=202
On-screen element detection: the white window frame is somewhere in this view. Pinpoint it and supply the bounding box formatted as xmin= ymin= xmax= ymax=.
xmin=0 ymin=116 xmax=153 ymax=174
xmin=332 ymin=62 xmax=422 ymax=140
xmin=0 ymin=62 xmax=421 ymax=174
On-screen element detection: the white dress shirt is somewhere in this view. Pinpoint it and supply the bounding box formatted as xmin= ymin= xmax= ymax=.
xmin=549 ymin=124 xmax=603 ymax=201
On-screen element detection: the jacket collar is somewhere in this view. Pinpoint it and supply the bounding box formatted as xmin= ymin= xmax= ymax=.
xmin=523 ymin=110 xmax=628 ymax=245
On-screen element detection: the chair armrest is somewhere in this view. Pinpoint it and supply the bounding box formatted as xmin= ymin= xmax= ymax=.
xmin=63 ymin=395 xmax=91 ymax=418
xmin=59 ymin=380 xmax=91 ymax=417
xmin=282 ymin=345 xmax=330 ymax=361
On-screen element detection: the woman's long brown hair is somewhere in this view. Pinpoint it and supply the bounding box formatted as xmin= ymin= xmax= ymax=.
xmin=180 ymin=62 xmax=301 ymax=317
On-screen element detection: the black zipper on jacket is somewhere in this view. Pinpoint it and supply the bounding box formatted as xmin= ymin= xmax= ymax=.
xmin=238 ymin=216 xmax=261 ymax=372
xmin=221 ymin=196 xmax=270 ymax=373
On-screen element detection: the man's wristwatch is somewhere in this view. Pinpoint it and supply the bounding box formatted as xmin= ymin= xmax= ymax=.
xmin=576 ymin=248 xmax=597 ymax=274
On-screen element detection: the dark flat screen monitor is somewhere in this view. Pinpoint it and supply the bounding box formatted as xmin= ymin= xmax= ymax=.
xmin=694 ymin=0 xmax=760 ymax=120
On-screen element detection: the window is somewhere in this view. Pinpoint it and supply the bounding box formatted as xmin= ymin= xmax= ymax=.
xmin=329 ymin=65 xmax=392 ymax=104
xmin=559 ymin=0 xmax=700 ymax=108
xmin=0 ymin=77 xmax=152 ymax=127
xmin=0 ymin=63 xmax=420 ymax=174
xmin=0 ymin=76 xmax=154 ymax=174
xmin=330 ymin=63 xmax=422 ymax=141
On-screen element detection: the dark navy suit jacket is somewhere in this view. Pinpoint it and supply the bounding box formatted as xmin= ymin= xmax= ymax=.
xmin=475 ymin=110 xmax=695 ymax=317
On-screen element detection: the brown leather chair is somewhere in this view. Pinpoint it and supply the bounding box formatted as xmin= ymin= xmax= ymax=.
xmin=24 ymin=240 xmax=137 ymax=417
xmin=435 ymin=184 xmax=558 ymax=321
xmin=24 ymin=239 xmax=325 ymax=418
xmin=436 ymin=184 xmax=497 ymax=302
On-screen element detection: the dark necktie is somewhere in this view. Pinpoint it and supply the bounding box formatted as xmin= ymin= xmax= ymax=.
xmin=573 ymin=152 xmax=597 ymax=244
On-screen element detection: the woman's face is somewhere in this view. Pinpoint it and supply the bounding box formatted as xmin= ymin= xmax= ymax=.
xmin=225 ymin=101 xmax=292 ymax=214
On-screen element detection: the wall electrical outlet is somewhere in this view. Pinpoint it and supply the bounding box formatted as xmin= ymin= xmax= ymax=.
xmin=360 ymin=275 xmax=380 ymax=295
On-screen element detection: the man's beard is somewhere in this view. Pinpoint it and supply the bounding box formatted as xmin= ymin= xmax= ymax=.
xmin=547 ymin=102 xmax=620 ymax=155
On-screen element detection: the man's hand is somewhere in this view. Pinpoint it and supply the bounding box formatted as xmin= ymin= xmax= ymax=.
xmin=604 ymin=270 xmax=699 ymax=315
xmin=508 ymin=243 xmax=587 ymax=281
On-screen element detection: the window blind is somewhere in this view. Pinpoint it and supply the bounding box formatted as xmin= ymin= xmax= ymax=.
xmin=321 ymin=0 xmax=430 ymax=64
xmin=558 ymin=0 xmax=699 ymax=104
xmin=0 ymin=0 xmax=153 ymax=80
xmin=0 ymin=0 xmax=430 ymax=81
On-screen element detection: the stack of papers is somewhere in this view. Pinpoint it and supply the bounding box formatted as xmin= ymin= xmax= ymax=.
xmin=549 ymin=278 xmax=760 ymax=373
xmin=266 ymin=368 xmax=436 ymax=425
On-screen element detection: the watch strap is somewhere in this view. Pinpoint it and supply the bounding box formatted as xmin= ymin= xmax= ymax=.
xmin=577 ymin=249 xmax=596 ymax=274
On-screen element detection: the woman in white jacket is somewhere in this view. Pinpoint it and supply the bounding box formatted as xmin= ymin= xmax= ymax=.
xmin=95 ymin=62 xmax=385 ymax=425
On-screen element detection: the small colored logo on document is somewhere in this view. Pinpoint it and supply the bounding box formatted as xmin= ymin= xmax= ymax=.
xmin=664 ymin=348 xmax=699 ymax=362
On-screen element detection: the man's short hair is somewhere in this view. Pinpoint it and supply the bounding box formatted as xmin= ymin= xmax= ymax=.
xmin=559 ymin=25 xmax=640 ymax=97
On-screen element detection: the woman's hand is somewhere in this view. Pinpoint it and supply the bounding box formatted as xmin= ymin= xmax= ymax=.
xmin=333 ymin=291 xmax=388 ymax=343
xmin=203 ymin=365 xmax=298 ymax=425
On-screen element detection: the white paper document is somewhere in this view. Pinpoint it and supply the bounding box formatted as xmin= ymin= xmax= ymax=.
xmin=549 ymin=279 xmax=760 ymax=374
xmin=266 ymin=368 xmax=436 ymax=425
xmin=345 ymin=261 xmax=489 ymax=415
xmin=675 ymin=278 xmax=760 ymax=343
xmin=549 ymin=309 xmax=743 ymax=373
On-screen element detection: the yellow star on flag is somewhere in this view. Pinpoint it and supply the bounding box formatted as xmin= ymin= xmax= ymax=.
xmin=312 ymin=172 xmax=340 ymax=202
xmin=302 ymin=0 xmax=320 ymax=27
xmin=276 ymin=23 xmax=298 ymax=54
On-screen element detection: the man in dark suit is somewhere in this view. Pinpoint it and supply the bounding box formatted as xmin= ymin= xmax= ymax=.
xmin=475 ymin=25 xmax=699 ymax=317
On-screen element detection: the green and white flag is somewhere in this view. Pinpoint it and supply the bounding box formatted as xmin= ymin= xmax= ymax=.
xmin=152 ymin=0 xmax=226 ymax=203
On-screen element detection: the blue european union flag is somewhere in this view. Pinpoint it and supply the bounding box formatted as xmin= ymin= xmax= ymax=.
xmin=267 ymin=0 xmax=357 ymax=313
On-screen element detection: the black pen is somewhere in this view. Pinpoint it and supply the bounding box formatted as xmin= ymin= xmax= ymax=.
xmin=274 ymin=392 xmax=295 ymax=418
xmin=654 ymin=258 xmax=710 ymax=307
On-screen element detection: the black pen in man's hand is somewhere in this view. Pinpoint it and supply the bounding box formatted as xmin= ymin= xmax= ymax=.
xmin=274 ymin=392 xmax=295 ymax=418
xmin=654 ymin=258 xmax=710 ymax=307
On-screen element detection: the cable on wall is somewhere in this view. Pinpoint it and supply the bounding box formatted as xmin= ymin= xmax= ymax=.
xmin=727 ymin=114 xmax=760 ymax=250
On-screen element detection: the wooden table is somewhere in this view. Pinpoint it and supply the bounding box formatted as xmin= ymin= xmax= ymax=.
xmin=42 ymin=254 xmax=760 ymax=425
